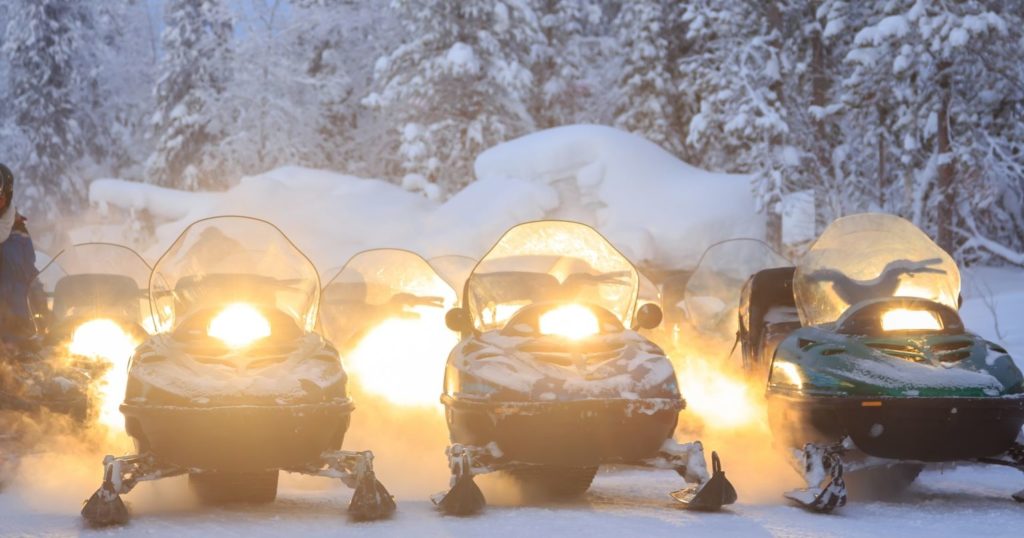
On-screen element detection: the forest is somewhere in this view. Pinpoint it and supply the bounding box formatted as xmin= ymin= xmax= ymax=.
xmin=1 ymin=0 xmax=1022 ymax=263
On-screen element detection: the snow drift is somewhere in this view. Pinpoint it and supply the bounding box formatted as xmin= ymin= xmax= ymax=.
xmin=85 ymin=125 xmax=760 ymax=271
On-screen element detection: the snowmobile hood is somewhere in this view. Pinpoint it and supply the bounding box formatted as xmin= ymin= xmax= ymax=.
xmin=125 ymin=332 xmax=347 ymax=406
xmin=446 ymin=329 xmax=679 ymax=402
xmin=769 ymin=325 xmax=1023 ymax=398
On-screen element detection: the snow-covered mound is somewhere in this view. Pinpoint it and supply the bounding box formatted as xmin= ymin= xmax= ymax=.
xmin=86 ymin=126 xmax=761 ymax=271
xmin=475 ymin=125 xmax=763 ymax=267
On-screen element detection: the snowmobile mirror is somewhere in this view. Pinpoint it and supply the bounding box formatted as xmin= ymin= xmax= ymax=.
xmin=634 ymin=303 xmax=663 ymax=330
xmin=445 ymin=307 xmax=473 ymax=333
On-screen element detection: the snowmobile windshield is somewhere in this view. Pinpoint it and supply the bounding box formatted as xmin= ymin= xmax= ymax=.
xmin=794 ymin=213 xmax=960 ymax=327
xmin=684 ymin=239 xmax=789 ymax=338
xmin=428 ymin=255 xmax=477 ymax=302
xmin=150 ymin=216 xmax=320 ymax=333
xmin=31 ymin=243 xmax=152 ymax=333
xmin=321 ymin=249 xmax=458 ymax=407
xmin=466 ymin=221 xmax=638 ymax=331
xmin=321 ymin=249 xmax=457 ymax=351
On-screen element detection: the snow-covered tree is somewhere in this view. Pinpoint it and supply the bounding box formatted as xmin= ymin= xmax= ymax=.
xmin=679 ymin=1 xmax=854 ymax=247
xmin=529 ymin=0 xmax=601 ymax=129
xmin=290 ymin=0 xmax=400 ymax=177
xmin=218 ymin=0 xmax=319 ymax=177
xmin=3 ymin=0 xmax=90 ymax=217
xmin=86 ymin=2 xmax=159 ymax=180
xmin=146 ymin=0 xmax=233 ymax=190
xmin=841 ymin=0 xmax=1024 ymax=259
xmin=365 ymin=1 xmax=541 ymax=193
xmin=611 ymin=1 xmax=680 ymax=153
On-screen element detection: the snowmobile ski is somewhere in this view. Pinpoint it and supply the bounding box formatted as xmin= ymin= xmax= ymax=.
xmin=783 ymin=451 xmax=846 ymax=513
xmin=670 ymin=452 xmax=738 ymax=510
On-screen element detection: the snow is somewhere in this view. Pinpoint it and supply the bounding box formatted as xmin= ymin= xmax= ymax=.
xmin=87 ymin=126 xmax=761 ymax=272
xmin=5 ymin=465 xmax=1024 ymax=537
xmin=474 ymin=125 xmax=763 ymax=268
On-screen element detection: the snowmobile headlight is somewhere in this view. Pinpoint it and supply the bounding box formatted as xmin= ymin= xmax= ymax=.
xmin=207 ymin=303 xmax=271 ymax=348
xmin=539 ymin=304 xmax=599 ymax=340
xmin=68 ymin=318 xmax=139 ymax=427
xmin=881 ymin=308 xmax=942 ymax=332
xmin=772 ymin=360 xmax=804 ymax=389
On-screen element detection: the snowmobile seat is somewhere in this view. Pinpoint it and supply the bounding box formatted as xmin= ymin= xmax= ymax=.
xmin=660 ymin=270 xmax=694 ymax=326
xmin=740 ymin=267 xmax=798 ymax=372
xmin=52 ymin=274 xmax=142 ymax=325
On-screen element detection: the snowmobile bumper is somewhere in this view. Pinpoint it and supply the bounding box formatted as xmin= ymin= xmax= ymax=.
xmin=443 ymin=395 xmax=683 ymax=466
xmin=767 ymin=393 xmax=1024 ymax=461
xmin=121 ymin=399 xmax=353 ymax=471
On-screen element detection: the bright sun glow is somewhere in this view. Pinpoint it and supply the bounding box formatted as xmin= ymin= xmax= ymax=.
xmin=345 ymin=307 xmax=458 ymax=408
xmin=207 ymin=303 xmax=271 ymax=348
xmin=68 ymin=319 xmax=139 ymax=427
xmin=539 ymin=304 xmax=599 ymax=340
xmin=881 ymin=308 xmax=942 ymax=332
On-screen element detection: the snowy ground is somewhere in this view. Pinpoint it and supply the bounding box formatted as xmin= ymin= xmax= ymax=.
xmin=2 ymin=466 xmax=1023 ymax=537
xmin=0 ymin=267 xmax=1021 ymax=537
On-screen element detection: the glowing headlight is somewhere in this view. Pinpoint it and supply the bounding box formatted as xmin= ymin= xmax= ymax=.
xmin=881 ymin=308 xmax=942 ymax=332
xmin=539 ymin=304 xmax=599 ymax=340
xmin=208 ymin=303 xmax=271 ymax=348
xmin=69 ymin=319 xmax=137 ymax=361
xmin=68 ymin=319 xmax=140 ymax=428
xmin=772 ymin=360 xmax=804 ymax=389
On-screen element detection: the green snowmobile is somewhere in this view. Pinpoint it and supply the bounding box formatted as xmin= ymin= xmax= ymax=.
xmin=738 ymin=213 xmax=1024 ymax=512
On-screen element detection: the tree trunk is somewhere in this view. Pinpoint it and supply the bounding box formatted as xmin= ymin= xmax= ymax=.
xmin=936 ymin=63 xmax=955 ymax=253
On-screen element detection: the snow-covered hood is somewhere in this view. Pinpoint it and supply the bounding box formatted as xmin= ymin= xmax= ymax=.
xmin=126 ymin=332 xmax=347 ymax=406
xmin=450 ymin=329 xmax=679 ymax=402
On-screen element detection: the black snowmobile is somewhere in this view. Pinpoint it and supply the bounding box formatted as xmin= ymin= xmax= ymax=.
xmin=2 ymin=243 xmax=152 ymax=421
xmin=320 ymin=248 xmax=458 ymax=407
xmin=680 ymin=239 xmax=791 ymax=361
xmin=737 ymin=213 xmax=1024 ymax=511
xmin=81 ymin=216 xmax=395 ymax=526
xmin=433 ymin=220 xmax=736 ymax=515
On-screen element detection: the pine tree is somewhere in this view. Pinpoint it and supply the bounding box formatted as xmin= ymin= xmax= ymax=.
xmin=365 ymin=1 xmax=541 ymax=193
xmin=146 ymin=0 xmax=233 ymax=190
xmin=3 ymin=0 xmax=89 ymax=217
xmin=841 ymin=0 xmax=1024 ymax=259
xmin=219 ymin=0 xmax=318 ymax=177
xmin=611 ymin=1 xmax=680 ymax=153
xmin=530 ymin=0 xmax=600 ymax=129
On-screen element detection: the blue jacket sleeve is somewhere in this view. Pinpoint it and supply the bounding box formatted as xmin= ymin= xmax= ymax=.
xmin=0 ymin=230 xmax=38 ymax=325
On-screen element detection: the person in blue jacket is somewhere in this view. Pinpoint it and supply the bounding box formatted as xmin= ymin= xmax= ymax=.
xmin=0 ymin=163 xmax=38 ymax=346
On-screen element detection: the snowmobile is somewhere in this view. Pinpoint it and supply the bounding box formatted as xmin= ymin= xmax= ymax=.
xmin=81 ymin=216 xmax=395 ymax=526
xmin=433 ymin=220 xmax=736 ymax=515
xmin=1 ymin=243 xmax=152 ymax=420
xmin=681 ymin=239 xmax=790 ymax=360
xmin=320 ymin=248 xmax=458 ymax=406
xmin=738 ymin=213 xmax=1024 ymax=512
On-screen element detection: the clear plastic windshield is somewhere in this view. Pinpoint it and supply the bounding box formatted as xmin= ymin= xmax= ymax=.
xmin=428 ymin=255 xmax=477 ymax=301
xmin=467 ymin=221 xmax=638 ymax=331
xmin=684 ymin=239 xmax=790 ymax=336
xmin=150 ymin=217 xmax=320 ymax=333
xmin=795 ymin=213 xmax=960 ymax=327
xmin=31 ymin=243 xmax=152 ymax=332
xmin=321 ymin=249 xmax=457 ymax=407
